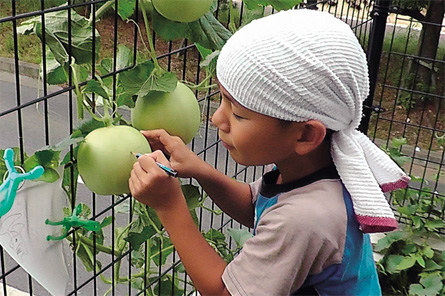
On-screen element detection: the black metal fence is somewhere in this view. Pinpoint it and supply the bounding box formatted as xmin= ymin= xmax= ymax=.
xmin=0 ymin=0 xmax=443 ymax=295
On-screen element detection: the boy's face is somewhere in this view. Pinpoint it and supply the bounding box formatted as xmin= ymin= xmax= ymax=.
xmin=212 ymin=85 xmax=300 ymax=166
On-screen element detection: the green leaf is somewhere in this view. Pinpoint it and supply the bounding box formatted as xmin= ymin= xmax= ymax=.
xmin=391 ymin=154 xmax=411 ymax=167
xmin=384 ymin=255 xmax=404 ymax=274
xmin=98 ymin=58 xmax=113 ymax=75
xmin=409 ymin=274 xmax=443 ymax=296
xmin=190 ymin=12 xmax=232 ymax=50
xmin=423 ymin=246 xmax=435 ymax=259
xmin=416 ymin=255 xmax=426 ymax=268
xmin=117 ymin=0 xmax=136 ymax=20
xmin=181 ymin=184 xmax=201 ymax=210
xmin=84 ymin=80 xmax=109 ymax=99
xmin=38 ymin=168 xmax=60 ymax=183
xmin=391 ymin=137 xmax=408 ymax=149
xmin=402 ymin=243 xmax=417 ymax=255
xmin=152 ymin=11 xmax=231 ymax=50
xmin=151 ymin=237 xmax=174 ymax=266
xmin=76 ymin=242 xmax=98 ymax=272
xmin=227 ymin=228 xmax=253 ymax=248
xmin=425 ymin=219 xmax=445 ymax=231
xmin=396 ymin=255 xmax=417 ymax=271
xmin=42 ymin=50 xmax=69 ymax=84
xmin=195 ymin=43 xmax=218 ymax=75
xmin=124 ymin=225 xmax=157 ymax=250
xmin=51 ymin=136 xmax=85 ymax=152
xmin=374 ymin=236 xmax=392 ymax=252
xmin=62 ymin=149 xmax=79 ymax=204
xmin=424 ymin=259 xmax=442 ymax=271
xmin=100 ymin=216 xmax=113 ymax=228
xmin=23 ymin=148 xmax=61 ymax=183
xmin=205 ymin=228 xmax=226 ymax=242
xmin=153 ymin=277 xmax=184 ymax=296
xmin=397 ymin=204 xmax=418 ymax=215
xmin=118 ymin=60 xmax=155 ymax=95
xmin=74 ymin=118 xmax=108 ymax=137
xmin=243 ymin=0 xmax=303 ymax=11
xmin=20 ymin=7 xmax=100 ymax=65
xmin=137 ymin=71 xmax=178 ymax=97
xmin=116 ymin=44 xmax=133 ymax=71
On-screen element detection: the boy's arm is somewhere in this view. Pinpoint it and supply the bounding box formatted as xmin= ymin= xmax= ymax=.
xmin=129 ymin=151 xmax=231 ymax=295
xmin=141 ymin=129 xmax=254 ymax=227
xmin=157 ymin=198 xmax=231 ymax=295
xmin=193 ymin=161 xmax=254 ymax=227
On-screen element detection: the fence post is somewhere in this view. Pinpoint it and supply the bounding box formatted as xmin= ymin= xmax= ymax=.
xmin=359 ymin=0 xmax=391 ymax=134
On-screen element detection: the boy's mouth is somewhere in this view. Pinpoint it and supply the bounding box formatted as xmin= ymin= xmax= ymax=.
xmin=220 ymin=139 xmax=234 ymax=150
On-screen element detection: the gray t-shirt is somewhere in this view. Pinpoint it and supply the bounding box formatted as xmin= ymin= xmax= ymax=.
xmin=222 ymin=166 xmax=381 ymax=295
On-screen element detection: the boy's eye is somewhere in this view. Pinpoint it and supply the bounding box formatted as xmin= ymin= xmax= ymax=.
xmin=232 ymin=113 xmax=245 ymax=120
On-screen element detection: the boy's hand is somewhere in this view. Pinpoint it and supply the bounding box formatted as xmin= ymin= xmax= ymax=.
xmin=141 ymin=129 xmax=204 ymax=178
xmin=129 ymin=150 xmax=183 ymax=212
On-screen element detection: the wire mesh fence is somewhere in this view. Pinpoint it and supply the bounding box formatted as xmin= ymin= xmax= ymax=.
xmin=0 ymin=0 xmax=443 ymax=295
xmin=365 ymin=0 xmax=445 ymax=228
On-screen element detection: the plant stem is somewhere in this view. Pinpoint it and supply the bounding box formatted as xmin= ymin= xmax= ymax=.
xmin=228 ymin=0 xmax=237 ymax=33
xmin=181 ymin=75 xmax=217 ymax=91
xmin=71 ymin=60 xmax=84 ymax=119
xmin=141 ymin=5 xmax=162 ymax=71
xmin=89 ymin=0 xmax=115 ymax=25
xmin=67 ymin=233 xmax=121 ymax=257
xmin=132 ymin=245 xmax=175 ymax=278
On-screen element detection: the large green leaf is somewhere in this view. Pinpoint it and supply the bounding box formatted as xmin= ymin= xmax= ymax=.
xmin=152 ymin=11 xmax=231 ymax=50
xmin=137 ymin=70 xmax=178 ymax=96
xmin=18 ymin=6 xmax=100 ymax=65
xmin=118 ymin=60 xmax=155 ymax=95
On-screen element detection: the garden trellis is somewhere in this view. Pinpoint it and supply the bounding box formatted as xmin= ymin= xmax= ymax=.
xmin=0 ymin=0 xmax=443 ymax=295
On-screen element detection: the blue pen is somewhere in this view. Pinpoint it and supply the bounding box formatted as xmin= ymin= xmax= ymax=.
xmin=133 ymin=153 xmax=178 ymax=178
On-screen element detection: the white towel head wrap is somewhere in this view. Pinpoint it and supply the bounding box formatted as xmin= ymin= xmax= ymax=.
xmin=216 ymin=9 xmax=410 ymax=233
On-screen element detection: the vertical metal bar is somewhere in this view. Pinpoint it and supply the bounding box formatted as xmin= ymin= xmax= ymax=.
xmin=11 ymin=0 xmax=24 ymax=161
xmin=359 ymin=0 xmax=391 ymax=134
xmin=112 ymin=1 xmax=119 ymax=293
xmin=0 ymin=246 xmax=6 ymax=295
xmin=40 ymin=0 xmax=49 ymax=146
xmin=90 ymin=1 xmax=98 ymax=295
xmin=66 ymin=1 xmax=78 ymax=294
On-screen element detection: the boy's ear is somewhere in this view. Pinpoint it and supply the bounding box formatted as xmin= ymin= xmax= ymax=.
xmin=294 ymin=120 xmax=327 ymax=155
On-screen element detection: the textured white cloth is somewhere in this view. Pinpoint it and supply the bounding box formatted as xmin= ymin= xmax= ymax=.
xmin=216 ymin=9 xmax=410 ymax=233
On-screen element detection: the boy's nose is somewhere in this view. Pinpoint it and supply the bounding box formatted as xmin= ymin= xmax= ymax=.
xmin=211 ymin=105 xmax=229 ymax=133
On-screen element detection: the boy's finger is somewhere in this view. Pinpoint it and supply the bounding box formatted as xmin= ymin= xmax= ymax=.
xmin=141 ymin=129 xmax=184 ymax=155
xmin=138 ymin=150 xmax=171 ymax=174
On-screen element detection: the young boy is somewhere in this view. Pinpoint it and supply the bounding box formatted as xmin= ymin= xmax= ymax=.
xmin=129 ymin=9 xmax=410 ymax=295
